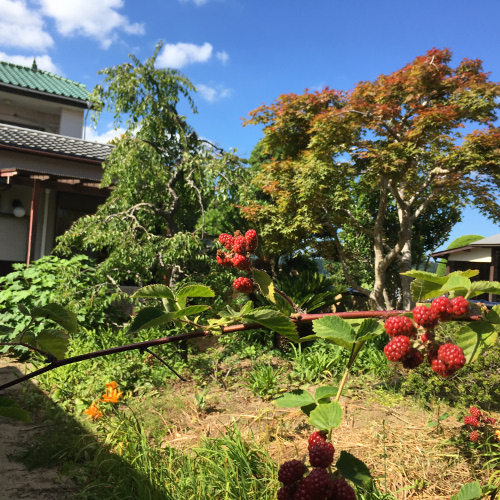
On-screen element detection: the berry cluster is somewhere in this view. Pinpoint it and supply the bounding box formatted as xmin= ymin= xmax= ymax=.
xmin=216 ymin=229 xmax=258 ymax=295
xmin=463 ymin=405 xmax=497 ymax=442
xmin=277 ymin=431 xmax=356 ymax=499
xmin=383 ymin=296 xmax=469 ymax=377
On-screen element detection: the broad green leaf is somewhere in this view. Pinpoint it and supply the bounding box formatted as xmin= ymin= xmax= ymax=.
xmin=469 ymin=280 xmax=500 ymax=298
xmin=335 ymin=451 xmax=372 ymax=486
xmin=440 ymin=275 xmax=471 ymax=296
xmin=37 ymin=329 xmax=69 ymax=360
xmin=312 ymin=315 xmax=356 ymax=349
xmin=252 ymin=269 xmax=276 ymax=304
xmin=31 ymin=303 xmax=78 ymax=333
xmin=274 ymin=389 xmax=315 ymax=408
xmin=242 ymin=308 xmax=299 ymax=342
xmin=128 ymin=307 xmax=173 ymax=333
xmin=173 ymin=305 xmax=209 ymax=318
xmin=175 ymin=285 xmax=214 ymax=308
xmin=354 ymin=318 xmax=383 ymax=342
xmin=308 ymin=401 xmax=343 ymax=431
xmin=401 ymin=270 xmax=448 ymax=284
xmin=300 ymin=403 xmax=317 ymax=417
xmin=456 ymin=322 xmax=498 ymax=362
xmin=410 ymin=279 xmax=444 ymax=302
xmin=486 ymin=304 xmax=500 ymax=324
xmin=0 ymin=397 xmax=31 ymax=422
xmin=133 ymin=284 xmax=175 ymax=300
xmin=239 ymin=301 xmax=253 ymax=316
xmin=0 ymin=325 xmax=15 ymax=337
xmin=450 ymin=481 xmax=482 ymax=500
xmin=314 ymin=386 xmax=338 ymax=401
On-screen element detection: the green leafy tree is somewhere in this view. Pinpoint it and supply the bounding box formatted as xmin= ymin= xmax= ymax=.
xmin=57 ymin=43 xmax=246 ymax=288
xmin=244 ymin=48 xmax=500 ymax=309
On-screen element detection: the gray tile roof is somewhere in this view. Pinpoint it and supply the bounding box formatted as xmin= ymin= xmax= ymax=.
xmin=470 ymin=234 xmax=500 ymax=246
xmin=0 ymin=123 xmax=113 ymax=162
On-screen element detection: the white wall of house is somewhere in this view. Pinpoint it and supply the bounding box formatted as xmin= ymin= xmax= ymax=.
xmin=60 ymin=107 xmax=85 ymax=138
xmin=448 ymin=247 xmax=491 ymax=263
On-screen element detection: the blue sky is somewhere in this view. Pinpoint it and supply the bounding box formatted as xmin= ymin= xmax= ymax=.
xmin=1 ymin=0 xmax=499 ymax=250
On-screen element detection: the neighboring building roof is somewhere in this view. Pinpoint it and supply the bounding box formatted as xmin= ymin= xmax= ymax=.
xmin=0 ymin=60 xmax=90 ymax=102
xmin=0 ymin=123 xmax=113 ymax=163
xmin=431 ymin=233 xmax=500 ymax=259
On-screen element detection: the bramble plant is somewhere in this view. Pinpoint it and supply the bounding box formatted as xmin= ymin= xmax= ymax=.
xmin=1 ymin=229 xmax=500 ymax=498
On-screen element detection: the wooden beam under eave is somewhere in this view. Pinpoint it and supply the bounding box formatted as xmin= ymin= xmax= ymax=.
xmin=26 ymin=179 xmax=40 ymax=266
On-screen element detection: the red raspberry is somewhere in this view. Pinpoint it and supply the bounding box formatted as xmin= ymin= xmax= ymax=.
xmin=218 ymin=233 xmax=234 ymax=250
xmin=451 ymin=296 xmax=469 ymax=317
xmin=232 ymin=254 xmax=252 ymax=271
xmin=469 ymin=407 xmax=482 ymax=419
xmin=232 ymin=277 xmax=254 ymax=295
xmin=431 ymin=358 xmax=452 ymax=377
xmin=384 ymin=335 xmax=411 ymax=362
xmin=295 ymin=468 xmax=334 ymax=499
xmin=308 ymin=431 xmax=327 ymax=452
xmin=464 ymin=416 xmax=480 ymax=427
xmin=402 ymin=348 xmax=424 ymax=369
xmin=216 ymin=253 xmax=233 ymax=267
xmin=330 ymin=476 xmax=356 ymax=500
xmin=438 ymin=343 xmax=466 ymax=371
xmin=487 ymin=417 xmax=496 ymax=425
xmin=245 ymin=229 xmax=258 ymax=253
xmin=232 ymin=235 xmax=247 ymax=255
xmin=431 ymin=297 xmax=453 ymax=321
xmin=278 ymin=459 xmax=306 ymax=486
xmin=470 ymin=430 xmax=480 ymax=442
xmin=384 ymin=316 xmax=416 ymax=338
xmin=420 ymin=331 xmax=430 ymax=343
xmin=277 ymin=483 xmax=299 ymax=500
xmin=412 ymin=305 xmax=439 ymax=328
xmin=309 ymin=441 xmax=334 ymax=468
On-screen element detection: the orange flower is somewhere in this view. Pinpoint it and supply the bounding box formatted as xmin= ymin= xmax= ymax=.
xmin=495 ymin=429 xmax=500 ymax=441
xmin=101 ymin=383 xmax=123 ymax=403
xmin=84 ymin=402 xmax=102 ymax=420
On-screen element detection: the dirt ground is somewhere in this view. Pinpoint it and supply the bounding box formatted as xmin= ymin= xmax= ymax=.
xmin=0 ymin=354 xmax=495 ymax=500
xmin=0 ymin=357 xmax=75 ymax=500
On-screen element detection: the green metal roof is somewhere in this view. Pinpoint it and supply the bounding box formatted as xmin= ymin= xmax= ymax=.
xmin=0 ymin=60 xmax=90 ymax=102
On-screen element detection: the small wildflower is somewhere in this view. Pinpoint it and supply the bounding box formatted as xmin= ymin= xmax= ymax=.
xmin=84 ymin=402 xmax=102 ymax=420
xmin=495 ymin=429 xmax=500 ymax=441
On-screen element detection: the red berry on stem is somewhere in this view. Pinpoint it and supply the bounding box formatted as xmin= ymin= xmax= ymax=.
xmin=402 ymin=348 xmax=424 ymax=369
xmin=438 ymin=343 xmax=466 ymax=371
xmin=232 ymin=254 xmax=252 ymax=271
xmin=384 ymin=316 xmax=416 ymax=338
xmin=451 ymin=296 xmax=469 ymax=317
xmin=469 ymin=406 xmax=482 ymax=419
xmin=331 ymin=476 xmax=357 ymax=500
xmin=218 ymin=233 xmax=234 ymax=250
xmin=464 ymin=416 xmax=480 ymax=427
xmin=308 ymin=431 xmax=327 ymax=452
xmin=233 ymin=235 xmax=247 ymax=255
xmin=309 ymin=441 xmax=335 ymax=468
xmin=412 ymin=305 xmax=439 ymax=328
xmin=384 ymin=335 xmax=411 ymax=362
xmin=278 ymin=459 xmax=306 ymax=486
xmin=431 ymin=296 xmax=453 ymax=321
xmin=470 ymin=430 xmax=480 ymax=442
xmin=295 ymin=468 xmax=334 ymax=499
xmin=232 ymin=277 xmax=254 ymax=295
xmin=245 ymin=229 xmax=258 ymax=253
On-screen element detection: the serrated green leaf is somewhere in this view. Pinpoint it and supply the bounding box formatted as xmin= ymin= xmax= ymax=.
xmin=312 ymin=315 xmax=356 ymax=349
xmin=486 ymin=304 xmax=500 ymax=324
xmin=300 ymin=403 xmax=317 ymax=417
xmin=175 ymin=285 xmax=215 ymax=308
xmin=456 ymin=322 xmax=498 ymax=362
xmin=133 ymin=284 xmax=175 ymax=300
xmin=308 ymin=401 xmax=343 ymax=431
xmin=242 ymin=308 xmax=299 ymax=342
xmin=37 ymin=329 xmax=69 ymax=360
xmin=450 ymin=481 xmax=482 ymax=500
xmin=252 ymin=269 xmax=276 ymax=304
xmin=402 ymin=270 xmax=448 ymax=284
xmin=469 ymin=280 xmax=500 ymax=298
xmin=410 ymin=278 xmax=444 ymax=301
xmin=173 ymin=305 xmax=209 ymax=318
xmin=239 ymin=301 xmax=253 ymax=316
xmin=314 ymin=386 xmax=338 ymax=401
xmin=274 ymin=389 xmax=315 ymax=408
xmin=354 ymin=318 xmax=384 ymax=342
xmin=30 ymin=303 xmax=78 ymax=333
xmin=440 ymin=275 xmax=471 ymax=296
xmin=335 ymin=451 xmax=372 ymax=486
xmin=128 ymin=307 xmax=174 ymax=333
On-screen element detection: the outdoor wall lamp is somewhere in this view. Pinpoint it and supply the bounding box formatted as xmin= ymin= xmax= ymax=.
xmin=12 ymin=199 xmax=26 ymax=218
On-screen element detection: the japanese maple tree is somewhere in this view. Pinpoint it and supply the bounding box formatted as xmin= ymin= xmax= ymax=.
xmin=244 ymin=48 xmax=500 ymax=309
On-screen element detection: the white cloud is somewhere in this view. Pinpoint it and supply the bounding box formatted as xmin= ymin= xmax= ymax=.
xmin=216 ymin=51 xmax=229 ymax=65
xmin=0 ymin=52 xmax=60 ymax=73
xmin=157 ymin=42 xmax=213 ymax=69
xmin=0 ymin=0 xmax=53 ymax=50
xmin=84 ymin=125 xmax=126 ymax=144
xmin=38 ymin=0 xmax=144 ymax=49
xmin=196 ymin=84 xmax=231 ymax=103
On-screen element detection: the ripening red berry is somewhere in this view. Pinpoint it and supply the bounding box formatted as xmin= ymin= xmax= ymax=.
xmin=384 ymin=335 xmax=411 ymax=362
xmin=232 ymin=254 xmax=252 ymax=271
xmin=431 ymin=296 xmax=453 ymax=321
xmin=384 ymin=316 xmax=416 ymax=338
xmin=402 ymin=348 xmax=424 ymax=369
xmin=232 ymin=277 xmax=254 ymax=295
xmin=438 ymin=343 xmax=466 ymax=371
xmin=464 ymin=416 xmax=480 ymax=427
xmin=278 ymin=459 xmax=306 ymax=486
xmin=451 ymin=296 xmax=469 ymax=317
xmin=470 ymin=430 xmax=480 ymax=442
xmin=331 ymin=476 xmax=357 ymax=500
xmin=233 ymin=235 xmax=247 ymax=255
xmin=277 ymin=483 xmax=299 ymax=500
xmin=309 ymin=441 xmax=334 ymax=468
xmin=245 ymin=229 xmax=258 ymax=253
xmin=469 ymin=406 xmax=482 ymax=419
xmin=412 ymin=305 xmax=439 ymax=328
xmin=216 ymin=253 xmax=233 ymax=267
xmin=295 ymin=468 xmax=334 ymax=499
xmin=218 ymin=233 xmax=234 ymax=250
xmin=308 ymin=431 xmax=327 ymax=452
